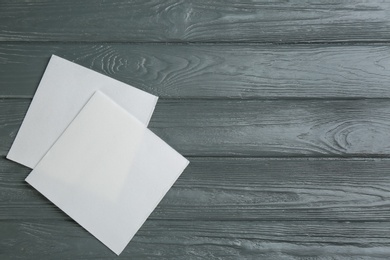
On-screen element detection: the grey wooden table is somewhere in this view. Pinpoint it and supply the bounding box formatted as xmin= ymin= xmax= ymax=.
xmin=1 ymin=1 xmax=390 ymax=259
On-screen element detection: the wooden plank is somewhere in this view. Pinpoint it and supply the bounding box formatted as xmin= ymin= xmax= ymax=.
xmin=2 ymin=157 xmax=390 ymax=221
xmin=1 ymin=43 xmax=390 ymax=98
xmin=1 ymin=220 xmax=390 ymax=259
xmin=2 ymin=98 xmax=390 ymax=157
xmin=1 ymin=0 xmax=390 ymax=43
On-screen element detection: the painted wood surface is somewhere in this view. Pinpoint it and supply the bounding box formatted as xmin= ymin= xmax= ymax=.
xmin=2 ymin=0 xmax=390 ymax=259
xmin=1 ymin=44 xmax=390 ymax=98
xmin=2 ymin=98 xmax=390 ymax=157
xmin=2 ymin=220 xmax=390 ymax=259
xmin=1 ymin=0 xmax=390 ymax=43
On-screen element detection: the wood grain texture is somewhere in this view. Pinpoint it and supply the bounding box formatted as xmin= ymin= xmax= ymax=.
xmin=2 ymin=98 xmax=390 ymax=157
xmin=2 ymin=157 xmax=390 ymax=222
xmin=1 ymin=220 xmax=390 ymax=259
xmin=2 ymin=0 xmax=390 ymax=258
xmin=1 ymin=0 xmax=390 ymax=43
xmin=1 ymin=43 xmax=390 ymax=98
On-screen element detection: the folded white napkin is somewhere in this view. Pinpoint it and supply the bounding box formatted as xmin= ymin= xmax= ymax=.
xmin=7 ymin=55 xmax=158 ymax=168
xmin=25 ymin=91 xmax=189 ymax=255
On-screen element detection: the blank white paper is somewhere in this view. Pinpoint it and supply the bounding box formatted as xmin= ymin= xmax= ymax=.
xmin=25 ymin=91 xmax=189 ymax=255
xmin=7 ymin=55 xmax=158 ymax=168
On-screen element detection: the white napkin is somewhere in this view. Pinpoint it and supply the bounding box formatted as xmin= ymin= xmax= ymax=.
xmin=7 ymin=55 xmax=158 ymax=168
xmin=25 ymin=91 xmax=189 ymax=255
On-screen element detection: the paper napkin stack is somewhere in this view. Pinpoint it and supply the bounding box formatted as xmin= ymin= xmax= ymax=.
xmin=7 ymin=55 xmax=189 ymax=255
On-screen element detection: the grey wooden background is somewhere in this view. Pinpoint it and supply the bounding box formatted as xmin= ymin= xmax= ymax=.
xmin=1 ymin=0 xmax=390 ymax=259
